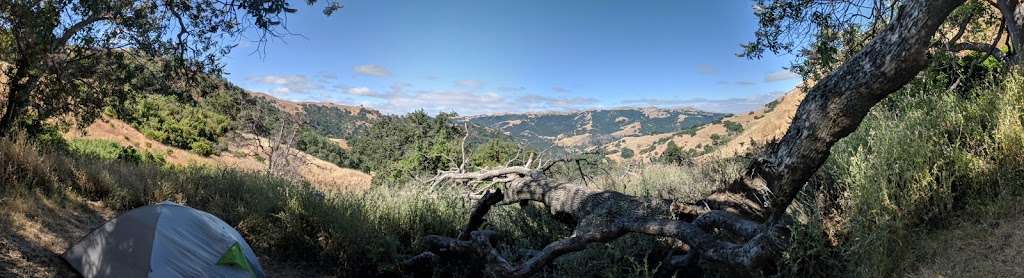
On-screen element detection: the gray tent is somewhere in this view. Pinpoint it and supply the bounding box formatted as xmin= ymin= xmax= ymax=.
xmin=63 ymin=201 xmax=265 ymax=278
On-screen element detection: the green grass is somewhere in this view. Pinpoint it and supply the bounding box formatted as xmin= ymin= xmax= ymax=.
xmin=781 ymin=71 xmax=1024 ymax=277
xmin=66 ymin=138 xmax=166 ymax=165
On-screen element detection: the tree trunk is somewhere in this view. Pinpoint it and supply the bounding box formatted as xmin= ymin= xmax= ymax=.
xmin=998 ymin=0 xmax=1024 ymax=63
xmin=749 ymin=0 xmax=967 ymax=222
xmin=0 ymin=67 xmax=27 ymax=137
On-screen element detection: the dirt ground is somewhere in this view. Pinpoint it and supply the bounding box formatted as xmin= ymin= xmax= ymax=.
xmin=0 ymin=193 xmax=330 ymax=277
xmin=910 ymin=202 xmax=1024 ymax=277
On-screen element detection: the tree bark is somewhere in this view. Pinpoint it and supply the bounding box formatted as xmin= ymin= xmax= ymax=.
xmin=998 ymin=0 xmax=1024 ymax=63
xmin=0 ymin=63 xmax=28 ymax=137
xmin=749 ymin=0 xmax=967 ymax=222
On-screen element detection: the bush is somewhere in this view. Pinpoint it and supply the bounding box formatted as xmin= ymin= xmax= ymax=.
xmin=764 ymin=99 xmax=780 ymax=112
xmin=620 ymin=147 xmax=635 ymax=159
xmin=67 ymin=138 xmax=166 ymax=165
xmin=188 ymin=140 xmax=215 ymax=156
xmin=120 ymin=94 xmax=230 ymax=156
xmin=723 ymin=120 xmax=744 ymax=134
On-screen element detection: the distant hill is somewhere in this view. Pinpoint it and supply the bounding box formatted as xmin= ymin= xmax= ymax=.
xmin=460 ymin=107 xmax=729 ymax=150
xmin=599 ymin=87 xmax=806 ymax=161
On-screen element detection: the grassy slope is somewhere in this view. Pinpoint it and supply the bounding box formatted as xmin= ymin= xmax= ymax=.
xmin=603 ymin=87 xmax=806 ymax=162
xmin=67 ymin=116 xmax=372 ymax=192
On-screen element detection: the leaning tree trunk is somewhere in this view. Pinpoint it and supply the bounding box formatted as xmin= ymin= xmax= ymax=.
xmin=406 ymin=0 xmax=966 ymax=276
xmin=997 ymin=0 xmax=1024 ymax=63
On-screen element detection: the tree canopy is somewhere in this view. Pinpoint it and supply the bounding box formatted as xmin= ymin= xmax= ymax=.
xmin=0 ymin=0 xmax=340 ymax=136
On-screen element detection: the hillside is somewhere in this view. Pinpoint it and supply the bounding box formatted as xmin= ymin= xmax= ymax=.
xmin=250 ymin=92 xmax=380 ymax=139
xmin=65 ymin=116 xmax=372 ymax=192
xmin=601 ymin=87 xmax=806 ymax=161
xmin=462 ymin=107 xmax=729 ymax=150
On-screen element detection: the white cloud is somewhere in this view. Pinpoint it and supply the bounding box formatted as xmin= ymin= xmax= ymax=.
xmin=697 ymin=64 xmax=719 ymax=75
xmin=346 ymin=87 xmax=377 ymax=96
xmin=765 ymin=69 xmax=800 ymax=82
xmin=552 ymin=86 xmax=571 ymax=93
xmin=518 ymin=94 xmax=598 ymax=107
xmin=338 ymin=84 xmax=602 ymax=115
xmin=497 ymin=86 xmax=526 ymax=92
xmin=353 ymin=64 xmax=392 ymax=77
xmin=375 ymin=90 xmax=509 ymax=115
xmin=455 ymin=79 xmax=484 ymax=90
xmin=247 ymin=74 xmax=323 ymax=95
xmin=621 ymin=91 xmax=786 ymax=114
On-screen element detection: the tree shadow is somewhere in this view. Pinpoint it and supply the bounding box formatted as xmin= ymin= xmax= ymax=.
xmin=0 ymin=191 xmax=109 ymax=277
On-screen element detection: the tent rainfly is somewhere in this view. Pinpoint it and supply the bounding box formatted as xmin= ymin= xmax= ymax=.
xmin=62 ymin=201 xmax=265 ymax=278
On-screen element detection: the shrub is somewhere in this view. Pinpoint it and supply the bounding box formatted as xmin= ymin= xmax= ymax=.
xmin=188 ymin=140 xmax=215 ymax=156
xmin=620 ymin=147 xmax=635 ymax=159
xmin=470 ymin=138 xmax=524 ymax=168
xmin=67 ymin=138 xmax=166 ymax=165
xmin=723 ymin=120 xmax=744 ymax=134
xmin=120 ymin=94 xmax=230 ymax=155
xmin=764 ymin=99 xmax=780 ymax=112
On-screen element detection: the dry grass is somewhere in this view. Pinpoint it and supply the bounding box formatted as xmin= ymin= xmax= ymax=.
xmin=0 ymin=193 xmax=112 ymax=277
xmin=66 ymin=116 xmax=372 ymax=192
xmin=601 ymin=87 xmax=807 ymax=161
xmin=711 ymin=87 xmax=806 ymax=157
xmin=910 ymin=201 xmax=1024 ymax=278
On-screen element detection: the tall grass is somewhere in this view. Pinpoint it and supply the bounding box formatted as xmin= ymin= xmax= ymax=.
xmin=2 ymin=135 xmax=571 ymax=276
xmin=2 ymin=132 xmax=750 ymax=276
xmin=783 ymin=71 xmax=1024 ymax=277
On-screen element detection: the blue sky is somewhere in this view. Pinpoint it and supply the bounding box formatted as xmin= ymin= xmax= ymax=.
xmin=223 ymin=0 xmax=801 ymax=115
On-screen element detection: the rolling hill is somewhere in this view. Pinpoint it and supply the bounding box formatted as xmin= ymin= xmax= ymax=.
xmin=249 ymin=92 xmax=381 ymax=140
xmin=599 ymin=87 xmax=806 ymax=161
xmin=65 ymin=116 xmax=373 ymax=192
xmin=461 ymin=107 xmax=729 ymax=150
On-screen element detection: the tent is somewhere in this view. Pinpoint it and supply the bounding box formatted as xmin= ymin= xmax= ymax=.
xmin=63 ymin=201 xmax=266 ymax=278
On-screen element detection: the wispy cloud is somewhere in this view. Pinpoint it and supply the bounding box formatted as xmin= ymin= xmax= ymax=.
xmin=620 ymin=91 xmax=786 ymax=114
xmin=718 ymin=80 xmax=757 ymax=86
xmin=552 ymin=86 xmax=571 ymax=93
xmin=346 ymin=87 xmax=377 ymax=96
xmin=765 ymin=69 xmax=799 ymax=82
xmin=353 ymin=64 xmax=392 ymax=77
xmin=697 ymin=64 xmax=719 ymax=75
xmin=247 ymin=74 xmax=324 ymax=95
xmin=455 ymin=79 xmax=484 ymax=90
xmin=497 ymin=86 xmax=526 ymax=92
xmin=336 ymin=82 xmax=599 ymax=115
xmin=517 ymin=94 xmax=598 ymax=107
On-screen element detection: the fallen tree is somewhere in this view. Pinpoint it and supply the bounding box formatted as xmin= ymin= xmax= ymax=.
xmin=405 ymin=0 xmax=967 ymax=276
